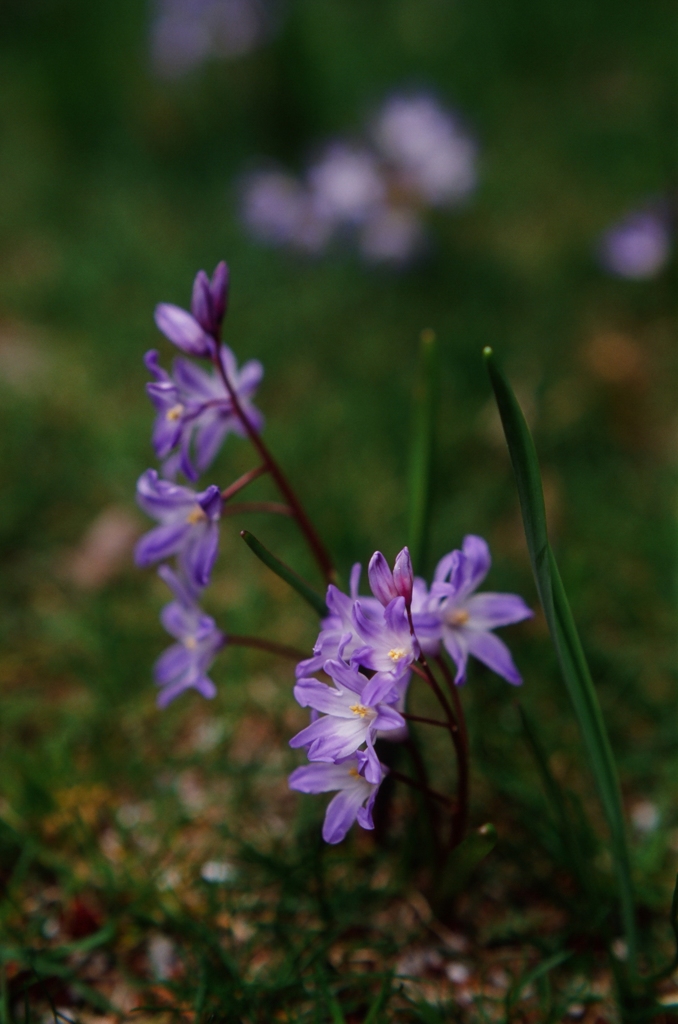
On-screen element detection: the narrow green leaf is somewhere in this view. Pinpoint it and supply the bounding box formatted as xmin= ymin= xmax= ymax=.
xmin=240 ymin=531 xmax=328 ymax=617
xmin=408 ymin=329 xmax=438 ymax=573
xmin=437 ymin=823 xmax=497 ymax=900
xmin=362 ymin=976 xmax=392 ymax=1024
xmin=506 ymin=949 xmax=572 ymax=1011
xmin=483 ymin=347 xmax=637 ymax=965
xmin=518 ymin=704 xmax=593 ymax=894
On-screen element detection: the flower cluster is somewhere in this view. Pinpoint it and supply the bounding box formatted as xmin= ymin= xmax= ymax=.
xmin=135 ymin=260 xmax=532 ymax=846
xmin=134 ymin=262 xmax=263 ymax=705
xmin=288 ymin=542 xmax=531 ymax=843
xmin=150 ymin=0 xmax=275 ymax=79
xmin=240 ymin=93 xmax=477 ymax=264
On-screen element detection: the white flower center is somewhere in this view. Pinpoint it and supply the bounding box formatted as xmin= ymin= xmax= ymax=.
xmin=388 ymin=647 xmax=408 ymax=662
xmin=349 ymin=703 xmax=371 ymax=718
xmin=446 ymin=607 xmax=470 ymax=627
xmin=184 ymin=636 xmax=197 ymax=650
xmin=166 ymin=403 xmax=185 ymax=422
xmin=186 ymin=505 xmax=207 ymax=525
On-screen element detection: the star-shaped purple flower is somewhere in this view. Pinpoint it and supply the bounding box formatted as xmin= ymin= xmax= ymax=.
xmin=134 ymin=469 xmax=221 ymax=589
xmin=145 ymin=345 xmax=264 ymax=481
xmin=412 ymin=535 xmax=533 ymax=684
xmin=290 ymin=660 xmax=404 ymax=773
xmin=153 ymin=565 xmax=225 ymax=707
xmin=288 ymin=751 xmax=386 ymax=844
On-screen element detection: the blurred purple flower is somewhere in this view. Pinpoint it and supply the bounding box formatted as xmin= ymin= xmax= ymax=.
xmin=240 ymin=171 xmax=332 ymax=253
xmin=598 ymin=208 xmax=671 ymax=279
xmin=239 ymin=91 xmax=477 ymax=265
xmin=308 ymin=144 xmax=385 ymax=225
xmin=372 ymin=93 xmax=477 ymax=206
xmin=412 ymin=535 xmax=532 ymax=685
xmin=145 ymin=345 xmax=264 ymax=481
xmin=135 ymin=469 xmax=221 ymax=588
xmin=154 ymin=263 xmax=229 ymax=357
xmin=154 ymin=565 xmax=225 ymax=706
xmin=288 ymin=751 xmax=385 ymax=844
xmin=150 ymin=0 xmax=273 ymax=78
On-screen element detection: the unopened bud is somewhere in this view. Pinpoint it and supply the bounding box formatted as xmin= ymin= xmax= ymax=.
xmin=393 ymin=546 xmax=413 ymax=605
xmin=191 ymin=270 xmax=215 ymax=334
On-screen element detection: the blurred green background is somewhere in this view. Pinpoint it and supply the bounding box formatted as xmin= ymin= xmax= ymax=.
xmin=0 ymin=0 xmax=675 ymax=1009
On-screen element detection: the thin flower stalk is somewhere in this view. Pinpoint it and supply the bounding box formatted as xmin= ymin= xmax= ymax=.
xmin=211 ymin=345 xmax=336 ymax=584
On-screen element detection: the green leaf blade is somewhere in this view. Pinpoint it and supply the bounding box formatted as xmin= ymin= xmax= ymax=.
xmin=240 ymin=531 xmax=328 ymax=618
xmin=484 ymin=347 xmax=637 ymax=965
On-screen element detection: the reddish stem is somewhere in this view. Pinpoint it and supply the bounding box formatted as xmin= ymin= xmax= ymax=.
xmin=389 ymin=769 xmax=454 ymax=808
xmin=417 ymin=652 xmax=468 ymax=849
xmin=222 ymin=501 xmax=293 ymax=517
xmin=402 ymin=712 xmax=449 ymax=729
xmin=227 ymin=635 xmax=307 ymax=661
xmin=434 ymin=654 xmax=470 ymax=848
xmin=212 ymin=348 xmax=336 ymax=584
xmin=221 ymin=464 xmax=268 ymax=502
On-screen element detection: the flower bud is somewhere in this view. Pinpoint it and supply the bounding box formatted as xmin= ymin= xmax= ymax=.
xmin=209 ymin=261 xmax=230 ymax=326
xmin=393 ymin=546 xmax=413 ymax=605
xmin=368 ymin=550 xmax=399 ymax=606
xmin=154 ymin=303 xmax=213 ymax=357
xmin=191 ymin=270 xmax=215 ymax=334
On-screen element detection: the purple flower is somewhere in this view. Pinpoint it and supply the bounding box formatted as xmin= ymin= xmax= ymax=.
xmin=308 ymin=143 xmax=385 ymax=226
xmin=368 ymin=546 xmax=413 ymax=607
xmin=598 ymin=208 xmax=671 ymax=280
xmin=288 ymin=751 xmax=385 ymax=844
xmin=190 ymin=261 xmax=230 ymax=336
xmin=145 ymin=345 xmax=263 ymax=481
xmin=295 ymin=563 xmax=382 ymax=678
xmin=150 ymin=0 xmax=272 ymax=79
xmin=372 ymin=93 xmax=477 ymax=207
xmin=412 ymin=535 xmax=532 ymax=685
xmin=154 ymin=263 xmax=229 ymax=356
xmin=134 ymin=469 xmax=221 ymax=588
xmin=351 ymin=595 xmax=418 ymax=677
xmin=154 ymin=565 xmax=225 ymax=707
xmin=290 ymin=660 xmax=404 ymax=770
xmin=240 ymin=170 xmax=333 ymax=253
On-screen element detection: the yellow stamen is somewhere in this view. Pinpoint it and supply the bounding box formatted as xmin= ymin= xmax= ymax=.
xmin=447 ymin=608 xmax=470 ymax=626
xmin=349 ymin=703 xmax=370 ymax=718
xmin=388 ymin=647 xmax=408 ymax=662
xmin=186 ymin=505 xmax=207 ymax=525
xmin=184 ymin=637 xmax=197 ymax=650
xmin=348 ymin=767 xmax=361 ymax=778
xmin=166 ymin=403 xmax=185 ymax=421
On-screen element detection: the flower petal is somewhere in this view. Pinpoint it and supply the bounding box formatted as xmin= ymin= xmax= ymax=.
xmin=368 ymin=550 xmax=397 ymax=606
xmin=465 ymin=592 xmax=533 ymax=629
xmin=441 ymin=626 xmax=469 ymax=684
xmin=154 ymin=303 xmax=212 ymax=357
xmin=465 ymin=629 xmax=523 ymax=685
xmin=322 ymin=787 xmax=367 ymax=843
xmin=289 ymin=761 xmax=355 ymax=794
xmin=135 ymin=522 xmax=189 ymax=566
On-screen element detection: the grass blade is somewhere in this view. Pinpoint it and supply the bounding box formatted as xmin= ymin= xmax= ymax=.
xmin=483 ymin=346 xmax=637 ymax=965
xmin=408 ymin=329 xmax=438 ymax=574
xmin=240 ymin=530 xmax=328 ymax=618
xmin=436 ymin=823 xmax=497 ymax=901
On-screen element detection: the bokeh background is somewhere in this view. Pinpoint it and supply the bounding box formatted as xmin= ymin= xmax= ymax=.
xmin=0 ymin=0 xmax=675 ymax=1018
